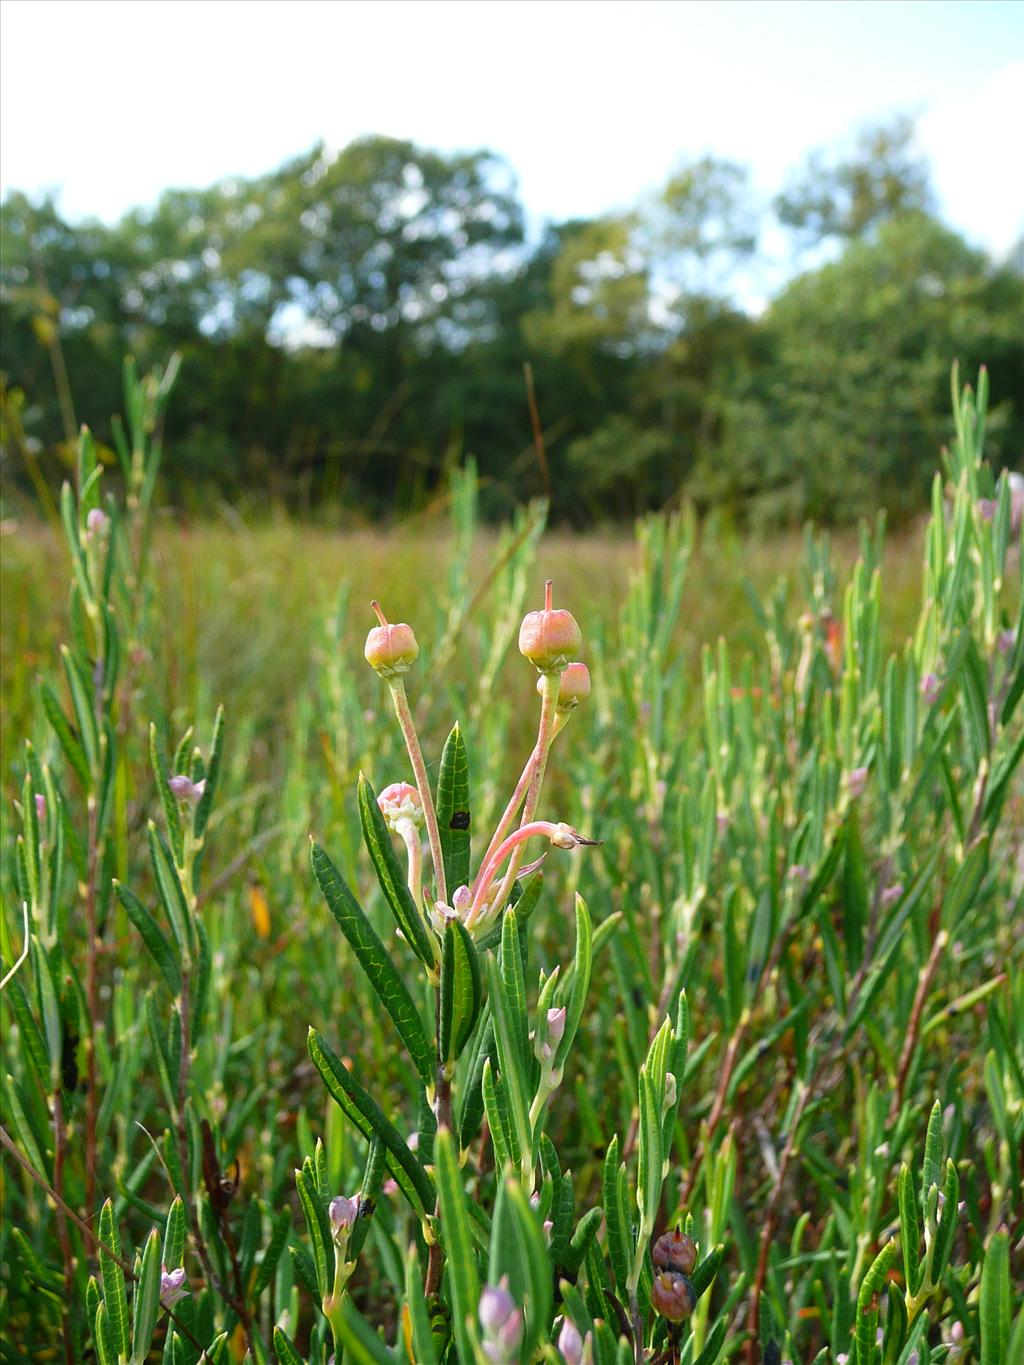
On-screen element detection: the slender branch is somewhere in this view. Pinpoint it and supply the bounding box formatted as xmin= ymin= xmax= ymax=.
xmin=888 ymin=928 xmax=949 ymax=1127
xmin=51 ymin=1083 xmax=76 ymax=1365
xmin=83 ymin=790 xmax=101 ymax=1221
xmin=490 ymin=672 xmax=559 ymax=914
xmin=389 ymin=679 xmax=448 ymax=906
xmin=0 ymin=1126 xmax=205 ymax=1353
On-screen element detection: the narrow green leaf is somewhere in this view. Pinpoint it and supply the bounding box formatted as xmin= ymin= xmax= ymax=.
xmin=335 ymin=1296 xmax=398 ymax=1365
xmin=99 ymin=1198 xmax=131 ymax=1359
xmin=436 ymin=722 xmax=471 ymax=893
xmin=307 ymin=1028 xmax=434 ymax=1217
xmin=131 ymin=1228 xmax=162 ymax=1365
xmin=41 ymin=681 xmax=90 ymax=788
xmin=439 ymin=918 xmax=482 ymax=1066
xmin=295 ymin=1165 xmax=332 ymax=1298
xmin=147 ymin=823 xmax=193 ymax=962
xmin=434 ymin=1127 xmax=480 ymax=1365
xmin=404 ymin=1243 xmax=439 ymax=1365
xmin=554 ymin=896 xmax=592 ymax=1073
xmin=272 ymin=1327 xmax=305 ymax=1365
xmin=898 ymin=1165 xmax=920 ymax=1299
xmin=114 ymin=881 xmax=182 ymax=996
xmin=358 ymin=775 xmax=436 ymax=967
xmin=150 ymin=724 xmax=184 ymax=866
xmin=931 ymin=1159 xmax=959 ymax=1284
xmin=311 ymin=841 xmax=434 ymax=1087
xmin=163 ymin=1197 xmax=186 ymax=1270
xmin=193 ymin=705 xmax=224 ymax=840
xmin=979 ymin=1230 xmax=1010 ymax=1365
xmin=602 ymin=1137 xmax=630 ymax=1292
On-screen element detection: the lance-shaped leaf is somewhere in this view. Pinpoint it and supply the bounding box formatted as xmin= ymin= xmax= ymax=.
xmin=358 ymin=775 xmax=436 ymax=967
xmin=99 ymin=1198 xmax=131 ymax=1359
xmin=403 ymin=1244 xmax=438 ymax=1365
xmin=307 ymin=1028 xmax=434 ymax=1217
xmin=553 ymin=896 xmax=593 ymax=1075
xmin=602 ymin=1136 xmax=631 ymax=1292
xmin=979 ymin=1229 xmax=1010 ymax=1365
xmin=311 ymin=841 xmax=434 ymax=1087
xmin=690 ymin=1244 xmax=724 ymax=1300
xmin=131 ymin=1228 xmax=162 ymax=1365
xmin=193 ymin=705 xmax=224 ymax=841
xmin=41 ymin=681 xmax=90 ymax=789
xmin=147 ymin=823 xmax=193 ymax=962
xmin=898 ymin=1164 xmax=921 ymax=1299
xmin=854 ymin=1240 xmax=896 ymax=1365
xmin=440 ymin=918 xmax=482 ymax=1067
xmin=272 ymin=1327 xmax=305 ymax=1365
xmin=931 ymin=1159 xmax=960 ymax=1284
xmin=150 ymin=724 xmax=184 ymax=865
xmin=435 ymin=1127 xmax=480 ymax=1365
xmin=253 ymin=1209 xmax=293 ymax=1298
xmin=436 ymin=722 xmax=471 ymax=893
xmin=163 ymin=1196 xmax=186 ymax=1270
xmin=334 ymin=1295 xmax=399 ymax=1365
xmin=693 ymin=1318 xmax=727 ymax=1365
xmin=486 ymin=952 xmax=532 ymax=1166
xmin=114 ymin=881 xmax=181 ymax=996
xmin=295 ymin=1163 xmax=333 ymax=1297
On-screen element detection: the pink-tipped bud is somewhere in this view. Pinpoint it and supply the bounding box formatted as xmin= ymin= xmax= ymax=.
xmin=86 ymin=507 xmax=108 ymax=537
xmin=329 ymin=1195 xmax=358 ymax=1240
xmin=364 ymin=602 xmax=419 ymax=677
xmin=846 ymin=767 xmax=869 ymax=800
xmin=977 ymin=498 xmax=997 ymax=523
xmin=377 ymin=781 xmax=424 ymax=830
xmin=168 ymin=774 xmax=205 ymax=806
xmin=479 ymin=1279 xmax=517 ymax=1333
xmin=34 ymin=793 xmax=46 ymax=821
xmin=881 ymin=883 xmax=904 ymax=908
xmin=547 ymin=1006 xmax=567 ymax=1044
xmin=160 ymin=1266 xmax=189 ymax=1307
xmin=539 ymin=661 xmax=592 ymax=710
xmin=650 ymin=1270 xmax=696 ymax=1321
xmin=452 ymin=885 xmax=472 ymax=914
xmin=997 ymin=629 xmax=1016 ymax=656
xmin=558 ymin=1319 xmax=584 ymax=1365
xmin=519 ymin=581 xmax=583 ymax=674
xmin=921 ymin=673 xmax=941 ymax=705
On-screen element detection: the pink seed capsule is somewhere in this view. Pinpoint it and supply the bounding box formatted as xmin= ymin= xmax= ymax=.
xmin=519 ymin=581 xmax=583 ymax=674
xmin=364 ymin=602 xmax=419 ymax=677
xmin=538 ymin=661 xmax=592 ymax=710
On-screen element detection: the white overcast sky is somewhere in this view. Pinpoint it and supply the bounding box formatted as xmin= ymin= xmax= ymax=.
xmin=2 ymin=0 xmax=1022 ymax=267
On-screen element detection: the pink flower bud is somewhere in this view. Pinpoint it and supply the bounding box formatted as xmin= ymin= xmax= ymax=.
xmin=160 ymin=1266 xmax=189 ymax=1307
xmin=452 ymin=884 xmax=472 ymax=914
xmin=977 ymin=498 xmax=997 ymax=523
xmin=519 ymin=581 xmax=583 ymax=674
xmin=34 ymin=793 xmax=46 ymax=821
xmin=921 ymin=673 xmax=941 ymax=705
xmin=880 ymin=883 xmax=904 ymax=908
xmin=846 ymin=767 xmax=868 ymax=800
xmin=329 ymin=1195 xmax=358 ymax=1238
xmin=479 ymin=1279 xmax=517 ymax=1333
xmin=377 ymin=781 xmax=424 ymax=830
xmin=364 ymin=602 xmax=419 ymax=677
xmin=998 ymin=629 xmax=1016 ymax=656
xmin=547 ymin=1006 xmax=567 ymax=1044
xmin=168 ymin=774 xmax=205 ymax=806
xmin=86 ymin=507 xmax=108 ymax=536
xmin=558 ymin=1318 xmax=584 ymax=1365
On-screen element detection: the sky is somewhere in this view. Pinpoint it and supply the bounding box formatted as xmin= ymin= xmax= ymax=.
xmin=2 ymin=0 xmax=1022 ymax=272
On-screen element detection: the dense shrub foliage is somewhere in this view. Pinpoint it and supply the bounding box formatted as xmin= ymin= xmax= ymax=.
xmin=1 ymin=363 xmax=1021 ymax=1364
xmin=2 ymin=124 xmax=1021 ymax=524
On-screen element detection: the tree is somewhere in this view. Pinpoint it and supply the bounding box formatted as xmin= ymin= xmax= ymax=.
xmin=775 ymin=116 xmax=934 ymax=245
xmin=698 ymin=213 xmax=1023 ymax=524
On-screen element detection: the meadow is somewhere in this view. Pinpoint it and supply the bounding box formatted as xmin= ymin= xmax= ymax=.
xmin=0 ymin=363 xmax=1021 ymax=1365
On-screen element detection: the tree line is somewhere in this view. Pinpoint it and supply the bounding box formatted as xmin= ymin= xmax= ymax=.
xmin=1 ymin=118 xmax=1021 ymax=525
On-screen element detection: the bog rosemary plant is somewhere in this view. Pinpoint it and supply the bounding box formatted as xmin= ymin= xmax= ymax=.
xmin=1 ymin=363 xmax=1021 ymax=1365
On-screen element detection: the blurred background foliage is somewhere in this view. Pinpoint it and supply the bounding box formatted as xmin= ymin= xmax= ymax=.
xmin=2 ymin=117 xmax=1021 ymax=526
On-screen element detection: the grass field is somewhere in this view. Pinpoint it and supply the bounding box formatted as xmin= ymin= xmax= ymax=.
xmin=1 ymin=415 xmax=1020 ymax=1364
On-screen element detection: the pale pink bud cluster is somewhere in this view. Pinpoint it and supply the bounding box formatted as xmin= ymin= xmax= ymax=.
xmin=880 ymin=883 xmax=904 ymax=908
xmin=86 ymin=507 xmax=108 ymax=537
xmin=160 ymin=1266 xmax=189 ymax=1307
xmin=479 ymin=1279 xmax=522 ymax=1363
xmin=846 ymin=767 xmax=869 ymax=800
xmin=538 ymin=1005 xmax=567 ymax=1063
xmin=168 ymin=774 xmax=205 ymax=806
xmin=921 ymin=672 xmax=941 ymax=705
xmin=377 ymin=782 xmax=424 ymax=831
xmin=558 ymin=1318 xmax=584 ymax=1365
xmin=34 ymin=793 xmax=46 ymax=821
xmin=329 ymin=1194 xmax=359 ymax=1242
